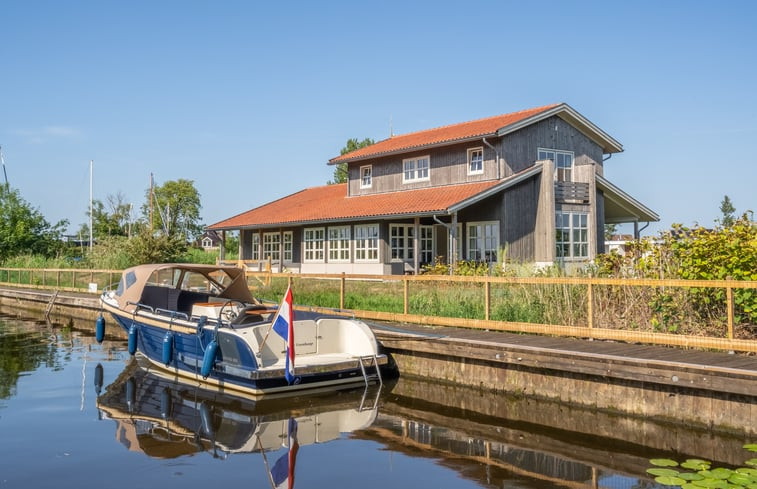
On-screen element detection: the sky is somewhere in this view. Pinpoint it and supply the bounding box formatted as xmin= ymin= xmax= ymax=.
xmin=2 ymin=0 xmax=755 ymax=237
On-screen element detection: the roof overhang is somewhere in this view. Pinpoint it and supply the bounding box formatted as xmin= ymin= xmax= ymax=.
xmin=596 ymin=174 xmax=659 ymax=224
xmin=448 ymin=163 xmax=543 ymax=213
xmin=497 ymin=103 xmax=623 ymax=154
xmin=328 ymin=134 xmax=494 ymax=165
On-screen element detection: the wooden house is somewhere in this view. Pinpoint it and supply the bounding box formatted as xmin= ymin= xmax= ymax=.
xmin=208 ymin=103 xmax=658 ymax=274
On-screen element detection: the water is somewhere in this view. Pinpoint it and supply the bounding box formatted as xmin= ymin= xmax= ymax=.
xmin=0 ymin=312 xmax=752 ymax=489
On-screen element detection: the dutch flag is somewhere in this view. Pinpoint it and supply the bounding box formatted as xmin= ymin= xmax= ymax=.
xmin=272 ymin=285 xmax=295 ymax=384
xmin=270 ymin=417 xmax=299 ymax=489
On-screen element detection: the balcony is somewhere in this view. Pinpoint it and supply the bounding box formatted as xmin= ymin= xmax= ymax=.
xmin=555 ymin=181 xmax=590 ymax=204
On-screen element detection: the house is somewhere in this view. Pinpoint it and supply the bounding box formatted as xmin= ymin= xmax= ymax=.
xmin=196 ymin=230 xmax=223 ymax=251
xmin=208 ymin=103 xmax=658 ymax=274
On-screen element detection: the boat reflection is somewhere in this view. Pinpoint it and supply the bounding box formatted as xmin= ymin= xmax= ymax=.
xmin=96 ymin=357 xmax=384 ymax=461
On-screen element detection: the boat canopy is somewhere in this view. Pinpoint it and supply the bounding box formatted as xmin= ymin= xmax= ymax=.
xmin=112 ymin=263 xmax=256 ymax=312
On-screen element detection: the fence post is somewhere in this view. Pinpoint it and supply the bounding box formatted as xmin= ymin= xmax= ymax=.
xmin=587 ymin=279 xmax=594 ymax=332
xmin=403 ymin=276 xmax=409 ymax=315
xmin=340 ymin=273 xmax=346 ymax=310
xmin=726 ymin=282 xmax=734 ymax=340
xmin=56 ymin=270 xmax=61 ymax=288
xmin=485 ymin=279 xmax=491 ymax=321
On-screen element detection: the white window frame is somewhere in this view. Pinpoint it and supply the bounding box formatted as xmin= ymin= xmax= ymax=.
xmin=283 ymin=231 xmax=293 ymax=262
xmin=402 ymin=155 xmax=430 ymax=183
xmin=467 ymin=147 xmax=484 ymax=175
xmin=251 ymin=233 xmax=260 ymax=260
xmin=328 ymin=226 xmax=351 ymax=262
xmin=419 ymin=225 xmax=434 ymax=264
xmin=466 ymin=221 xmax=499 ymax=263
xmin=303 ymin=227 xmax=325 ymax=263
xmin=360 ymin=165 xmax=372 ymax=189
xmin=556 ymin=212 xmax=589 ymax=260
xmin=202 ymin=237 xmax=212 ymax=248
xmin=389 ymin=224 xmax=414 ymax=261
xmin=263 ymin=232 xmax=281 ymax=262
xmin=354 ymin=223 xmax=379 ymax=262
xmin=538 ymin=148 xmax=574 ymax=182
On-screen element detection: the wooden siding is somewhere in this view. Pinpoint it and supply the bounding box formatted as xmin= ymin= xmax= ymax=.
xmin=498 ymin=116 xmax=604 ymax=178
xmin=596 ymin=190 xmax=606 ymax=254
xmin=347 ymin=140 xmax=498 ymax=196
xmin=502 ymin=178 xmax=540 ymax=262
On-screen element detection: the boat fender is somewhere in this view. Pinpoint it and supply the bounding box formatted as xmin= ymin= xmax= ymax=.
xmin=200 ymin=402 xmax=214 ymax=437
xmin=94 ymin=363 xmax=103 ymax=396
xmin=126 ymin=377 xmax=136 ymax=413
xmin=201 ymin=339 xmax=218 ymax=378
xmin=162 ymin=331 xmax=174 ymax=366
xmin=160 ymin=387 xmax=172 ymax=420
xmin=95 ymin=314 xmax=105 ymax=344
xmin=128 ymin=324 xmax=138 ymax=356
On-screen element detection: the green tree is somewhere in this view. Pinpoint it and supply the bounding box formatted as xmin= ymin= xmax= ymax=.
xmin=328 ymin=137 xmax=375 ymax=184
xmin=0 ymin=186 xmax=68 ymax=262
xmin=79 ymin=192 xmax=133 ymax=239
xmin=719 ymin=195 xmax=736 ymax=227
xmin=125 ymin=232 xmax=188 ymax=264
xmin=142 ymin=179 xmax=202 ymax=240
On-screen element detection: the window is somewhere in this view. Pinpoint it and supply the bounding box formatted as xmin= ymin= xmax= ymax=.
xmin=354 ymin=224 xmax=379 ymax=262
xmin=402 ymin=155 xmax=430 ymax=183
xmin=251 ymin=233 xmax=260 ymax=260
xmin=419 ymin=226 xmax=434 ymax=264
xmin=467 ymin=221 xmax=499 ymax=262
xmin=328 ymin=226 xmax=351 ymax=262
xmin=303 ymin=227 xmax=325 ymax=262
xmin=202 ymin=237 xmax=212 ymax=248
xmin=538 ymin=148 xmax=573 ymax=182
xmin=556 ymin=212 xmax=588 ymax=259
xmin=468 ymin=147 xmax=484 ymax=175
xmin=283 ymin=231 xmax=293 ymax=262
xmin=263 ymin=232 xmax=281 ymax=261
xmin=390 ymin=224 xmax=414 ymax=261
xmin=360 ymin=165 xmax=372 ymax=189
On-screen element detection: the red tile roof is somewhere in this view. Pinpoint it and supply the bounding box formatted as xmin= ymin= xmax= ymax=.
xmin=330 ymin=103 xmax=560 ymax=163
xmin=208 ymin=181 xmax=502 ymax=230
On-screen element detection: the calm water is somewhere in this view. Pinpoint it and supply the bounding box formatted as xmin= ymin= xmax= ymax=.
xmin=0 ymin=312 xmax=752 ymax=489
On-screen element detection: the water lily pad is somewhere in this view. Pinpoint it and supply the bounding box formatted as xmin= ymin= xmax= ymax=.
xmin=648 ymin=468 xmax=681 ymax=477
xmin=683 ymin=459 xmax=712 ymax=470
xmin=655 ymin=475 xmax=686 ymax=486
xmin=679 ymin=472 xmax=705 ymax=481
xmin=743 ymin=444 xmax=757 ymax=452
xmin=736 ymin=468 xmax=757 ymax=477
xmin=652 ymin=458 xmax=681 ymax=467
xmin=690 ymin=478 xmax=729 ymax=488
xmin=730 ymin=473 xmax=755 ymax=485
xmin=699 ymin=468 xmax=733 ymax=480
xmin=746 ymin=459 xmax=757 ymax=467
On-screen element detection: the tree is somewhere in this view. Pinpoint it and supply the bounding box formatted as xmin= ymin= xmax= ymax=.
xmin=328 ymin=137 xmax=375 ymax=184
xmin=0 ymin=186 xmax=68 ymax=262
xmin=604 ymin=223 xmax=619 ymax=240
xmin=719 ymin=195 xmax=736 ymax=228
xmin=79 ymin=192 xmax=133 ymax=239
xmin=142 ymin=179 xmax=202 ymax=240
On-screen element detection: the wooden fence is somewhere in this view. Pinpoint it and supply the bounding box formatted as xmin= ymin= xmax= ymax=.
xmin=1 ymin=267 xmax=755 ymax=353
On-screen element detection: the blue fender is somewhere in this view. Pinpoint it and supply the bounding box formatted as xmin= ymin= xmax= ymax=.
xmin=95 ymin=315 xmax=105 ymax=343
xmin=201 ymin=340 xmax=218 ymax=378
xmin=162 ymin=331 xmax=174 ymax=366
xmin=128 ymin=324 xmax=138 ymax=356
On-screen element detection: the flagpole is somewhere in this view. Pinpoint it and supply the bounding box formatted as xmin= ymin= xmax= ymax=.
xmin=257 ymin=435 xmax=277 ymax=489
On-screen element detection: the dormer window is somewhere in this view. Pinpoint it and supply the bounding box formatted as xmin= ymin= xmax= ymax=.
xmin=538 ymin=148 xmax=573 ymax=182
xmin=402 ymin=156 xmax=430 ymax=183
xmin=360 ymin=165 xmax=372 ymax=188
xmin=468 ymin=147 xmax=484 ymax=175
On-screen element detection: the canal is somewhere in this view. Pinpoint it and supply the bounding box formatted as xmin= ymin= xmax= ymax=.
xmin=0 ymin=311 xmax=753 ymax=489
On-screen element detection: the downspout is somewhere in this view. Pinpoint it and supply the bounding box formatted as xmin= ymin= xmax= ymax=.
xmin=635 ymin=221 xmax=650 ymax=240
xmin=482 ymin=137 xmax=500 ymax=179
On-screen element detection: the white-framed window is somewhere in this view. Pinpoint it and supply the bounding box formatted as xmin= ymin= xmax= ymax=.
xmin=538 ymin=148 xmax=573 ymax=182
xmin=556 ymin=212 xmax=588 ymax=260
xmin=263 ymin=232 xmax=281 ymax=261
xmin=419 ymin=225 xmax=434 ymax=264
xmin=303 ymin=227 xmax=325 ymax=262
xmin=283 ymin=231 xmax=293 ymax=262
xmin=328 ymin=226 xmax=351 ymax=262
xmin=251 ymin=233 xmax=260 ymax=260
xmin=360 ymin=165 xmax=372 ymax=189
xmin=202 ymin=237 xmax=213 ymax=248
xmin=402 ymin=155 xmax=430 ymax=183
xmin=389 ymin=224 xmax=414 ymax=261
xmin=467 ymin=147 xmax=484 ymax=175
xmin=467 ymin=221 xmax=499 ymax=262
xmin=354 ymin=223 xmax=379 ymax=262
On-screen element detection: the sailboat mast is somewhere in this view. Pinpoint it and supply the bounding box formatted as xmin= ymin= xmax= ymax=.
xmin=89 ymin=160 xmax=93 ymax=251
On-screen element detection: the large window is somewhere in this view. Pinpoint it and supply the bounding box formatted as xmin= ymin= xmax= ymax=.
xmin=390 ymin=224 xmax=414 ymax=261
xmin=303 ymin=227 xmax=325 ymax=262
xmin=360 ymin=165 xmax=372 ymax=189
xmin=468 ymin=147 xmax=483 ymax=175
xmin=251 ymin=233 xmax=260 ymax=261
xmin=354 ymin=224 xmax=379 ymax=262
xmin=467 ymin=221 xmax=499 ymax=262
xmin=328 ymin=226 xmax=351 ymax=262
xmin=538 ymin=148 xmax=573 ymax=182
xmin=402 ymin=155 xmax=430 ymax=183
xmin=263 ymin=232 xmax=280 ymax=261
xmin=556 ymin=212 xmax=588 ymax=259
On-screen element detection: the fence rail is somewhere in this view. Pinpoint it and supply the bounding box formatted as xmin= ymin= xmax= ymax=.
xmin=1 ymin=267 xmax=755 ymax=353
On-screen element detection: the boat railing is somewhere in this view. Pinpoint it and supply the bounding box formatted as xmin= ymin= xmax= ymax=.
xmin=155 ymin=308 xmax=190 ymax=321
xmin=127 ymin=301 xmax=155 ymax=314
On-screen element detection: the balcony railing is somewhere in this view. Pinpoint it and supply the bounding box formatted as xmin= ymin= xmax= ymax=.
xmin=555 ymin=181 xmax=590 ymax=203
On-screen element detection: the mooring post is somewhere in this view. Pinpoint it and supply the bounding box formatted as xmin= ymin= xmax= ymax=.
xmin=340 ymin=272 xmax=345 ymax=310
xmin=726 ymin=279 xmax=734 ymax=340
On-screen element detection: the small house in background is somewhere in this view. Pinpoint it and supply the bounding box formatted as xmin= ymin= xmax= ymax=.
xmin=196 ymin=230 xmax=222 ymax=251
xmin=605 ymin=234 xmax=635 ymax=255
xmin=208 ymin=103 xmax=659 ymax=274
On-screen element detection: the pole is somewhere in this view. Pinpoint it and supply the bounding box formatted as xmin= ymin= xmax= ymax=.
xmin=0 ymin=146 xmax=8 ymax=188
xmin=89 ymin=160 xmax=93 ymax=251
xmin=150 ymin=173 xmax=154 ymax=232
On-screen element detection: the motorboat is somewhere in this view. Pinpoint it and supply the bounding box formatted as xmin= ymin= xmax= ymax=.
xmin=97 ymin=263 xmax=389 ymax=396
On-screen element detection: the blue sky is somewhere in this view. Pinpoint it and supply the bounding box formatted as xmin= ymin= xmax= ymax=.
xmin=2 ymin=0 xmax=755 ymax=236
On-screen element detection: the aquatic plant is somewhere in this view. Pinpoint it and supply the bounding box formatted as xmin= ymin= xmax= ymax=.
xmin=646 ymin=444 xmax=757 ymax=488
